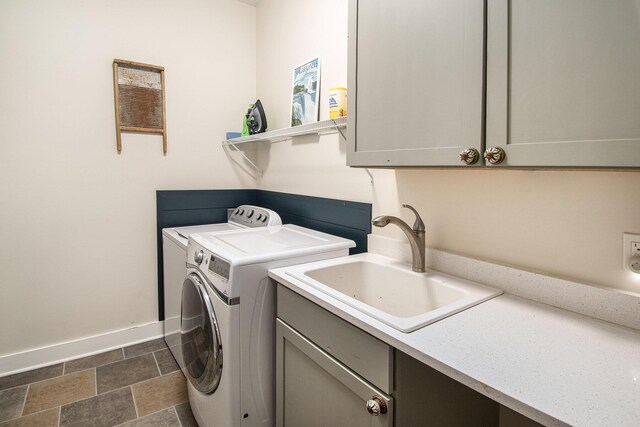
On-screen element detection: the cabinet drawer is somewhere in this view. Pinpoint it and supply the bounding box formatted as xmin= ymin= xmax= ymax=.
xmin=276 ymin=320 xmax=393 ymax=427
xmin=277 ymin=284 xmax=393 ymax=393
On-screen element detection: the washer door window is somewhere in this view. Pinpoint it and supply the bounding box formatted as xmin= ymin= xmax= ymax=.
xmin=181 ymin=273 xmax=223 ymax=394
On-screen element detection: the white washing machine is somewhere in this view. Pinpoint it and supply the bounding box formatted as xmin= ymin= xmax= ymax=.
xmin=162 ymin=205 xmax=281 ymax=369
xmin=181 ymin=225 xmax=355 ymax=427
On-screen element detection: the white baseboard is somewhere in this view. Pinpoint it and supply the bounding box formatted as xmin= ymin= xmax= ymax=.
xmin=0 ymin=321 xmax=164 ymax=377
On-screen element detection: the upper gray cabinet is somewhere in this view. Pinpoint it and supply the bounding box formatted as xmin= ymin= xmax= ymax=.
xmin=347 ymin=0 xmax=485 ymax=167
xmin=486 ymin=0 xmax=640 ymax=168
xmin=348 ymin=0 xmax=640 ymax=169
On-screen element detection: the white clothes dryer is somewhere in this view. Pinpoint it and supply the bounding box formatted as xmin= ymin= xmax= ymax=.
xmin=182 ymin=225 xmax=355 ymax=427
xmin=162 ymin=205 xmax=281 ymax=369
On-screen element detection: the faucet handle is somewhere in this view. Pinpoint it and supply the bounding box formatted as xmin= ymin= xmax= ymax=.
xmin=402 ymin=204 xmax=425 ymax=233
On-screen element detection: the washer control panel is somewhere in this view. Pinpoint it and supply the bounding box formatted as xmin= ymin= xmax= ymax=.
xmin=208 ymin=255 xmax=230 ymax=280
xmin=187 ymin=240 xmax=234 ymax=299
xmin=228 ymin=205 xmax=281 ymax=228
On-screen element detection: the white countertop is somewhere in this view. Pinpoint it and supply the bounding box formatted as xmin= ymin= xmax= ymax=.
xmin=269 ymin=263 xmax=640 ymax=426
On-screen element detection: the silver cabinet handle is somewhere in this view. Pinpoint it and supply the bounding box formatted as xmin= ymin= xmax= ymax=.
xmin=459 ymin=148 xmax=480 ymax=165
xmin=484 ymin=146 xmax=506 ymax=164
xmin=366 ymin=396 xmax=388 ymax=416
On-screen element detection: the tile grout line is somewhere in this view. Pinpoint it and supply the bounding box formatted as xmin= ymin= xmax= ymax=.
xmin=18 ymin=345 xmax=129 ymax=382
xmin=6 ymin=345 xmax=141 ymax=391
xmin=5 ymin=366 xmax=65 ymax=391
xmin=15 ymin=368 xmax=91 ymax=397
xmin=174 ymin=405 xmax=183 ymax=427
xmin=5 ymin=363 xmax=177 ymax=426
xmin=94 ymin=351 xmax=163 ymax=395
xmin=17 ymin=370 xmax=96 ymax=420
xmin=65 ymin=364 xmax=108 ymax=377
xmin=3 ymin=342 xmax=165 ymax=422
xmin=28 ymin=348 xmax=165 ymax=421
xmin=111 ymin=406 xmax=179 ymax=427
xmin=125 ymin=406 xmax=181 ymax=425
xmin=0 ymin=383 xmax=28 ymax=394
xmin=88 ymin=368 xmax=178 ymax=399
xmin=52 ymin=385 xmax=121 ymax=413
xmin=122 ymin=339 xmax=167 ymax=360
xmin=20 ymin=384 xmax=30 ymax=417
xmin=12 ymin=346 xmax=130 ymax=384
xmin=96 ymin=352 xmax=169 ymax=396
xmin=130 ymin=386 xmax=139 ymax=419
xmin=8 ymin=405 xmax=60 ymax=424
xmin=126 ymin=371 xmax=186 ymax=423
xmin=152 ymin=351 xmax=162 ymax=376
xmin=63 ymin=348 xmax=127 ymax=376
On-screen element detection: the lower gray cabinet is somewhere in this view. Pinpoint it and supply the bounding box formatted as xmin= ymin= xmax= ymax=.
xmin=275 ymin=284 xmax=542 ymax=427
xmin=276 ymin=320 xmax=393 ymax=427
xmin=276 ymin=284 xmax=393 ymax=427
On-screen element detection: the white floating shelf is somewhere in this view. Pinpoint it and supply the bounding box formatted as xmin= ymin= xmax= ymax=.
xmin=222 ymin=116 xmax=347 ymax=146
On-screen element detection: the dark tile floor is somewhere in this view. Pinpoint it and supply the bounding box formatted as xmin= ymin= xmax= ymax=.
xmin=0 ymin=338 xmax=198 ymax=426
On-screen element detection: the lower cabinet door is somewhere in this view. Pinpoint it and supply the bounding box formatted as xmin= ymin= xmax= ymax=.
xmin=276 ymin=319 xmax=393 ymax=427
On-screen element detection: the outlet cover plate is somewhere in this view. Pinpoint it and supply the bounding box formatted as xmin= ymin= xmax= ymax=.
xmin=623 ymin=232 xmax=640 ymax=270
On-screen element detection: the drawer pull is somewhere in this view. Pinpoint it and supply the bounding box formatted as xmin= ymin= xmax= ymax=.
xmin=366 ymin=396 xmax=387 ymax=416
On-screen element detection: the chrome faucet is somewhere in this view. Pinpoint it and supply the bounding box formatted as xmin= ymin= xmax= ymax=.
xmin=372 ymin=204 xmax=426 ymax=272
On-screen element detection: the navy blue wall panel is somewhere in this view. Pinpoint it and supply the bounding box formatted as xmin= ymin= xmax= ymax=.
xmin=256 ymin=190 xmax=371 ymax=255
xmin=156 ymin=190 xmax=256 ymax=320
xmin=157 ymin=190 xmax=257 ymax=212
xmin=156 ymin=189 xmax=372 ymax=320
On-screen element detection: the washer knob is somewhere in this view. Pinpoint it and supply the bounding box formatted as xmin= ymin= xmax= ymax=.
xmin=194 ymin=250 xmax=205 ymax=265
xmin=247 ymin=209 xmax=254 ymax=218
xmin=261 ymin=215 xmax=268 ymax=223
xmin=256 ymin=213 xmax=263 ymax=221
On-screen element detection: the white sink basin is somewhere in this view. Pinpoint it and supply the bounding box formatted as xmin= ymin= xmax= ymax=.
xmin=286 ymin=253 xmax=502 ymax=332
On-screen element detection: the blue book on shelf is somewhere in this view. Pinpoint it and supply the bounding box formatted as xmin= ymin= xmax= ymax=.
xmin=226 ymin=132 xmax=242 ymax=140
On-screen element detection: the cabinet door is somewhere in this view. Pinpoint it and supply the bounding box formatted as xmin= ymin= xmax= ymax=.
xmin=275 ymin=320 xmax=393 ymax=427
xmin=486 ymin=0 xmax=640 ymax=168
xmin=347 ymin=0 xmax=485 ymax=167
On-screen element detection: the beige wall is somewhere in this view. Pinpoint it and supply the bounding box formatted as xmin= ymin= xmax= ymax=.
xmin=2 ymin=0 xmax=639 ymax=359
xmin=255 ymin=0 xmax=640 ymax=294
xmin=0 ymin=0 xmax=257 ymax=356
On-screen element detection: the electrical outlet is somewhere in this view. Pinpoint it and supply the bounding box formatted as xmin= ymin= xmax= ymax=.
xmin=623 ymin=233 xmax=640 ymax=271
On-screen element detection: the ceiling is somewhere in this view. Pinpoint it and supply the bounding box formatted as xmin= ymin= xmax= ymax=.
xmin=236 ymin=0 xmax=262 ymax=6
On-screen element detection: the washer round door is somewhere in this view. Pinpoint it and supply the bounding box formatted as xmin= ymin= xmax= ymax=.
xmin=180 ymin=273 xmax=223 ymax=394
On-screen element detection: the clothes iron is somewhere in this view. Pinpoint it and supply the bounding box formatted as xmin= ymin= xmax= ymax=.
xmin=242 ymin=100 xmax=267 ymax=136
